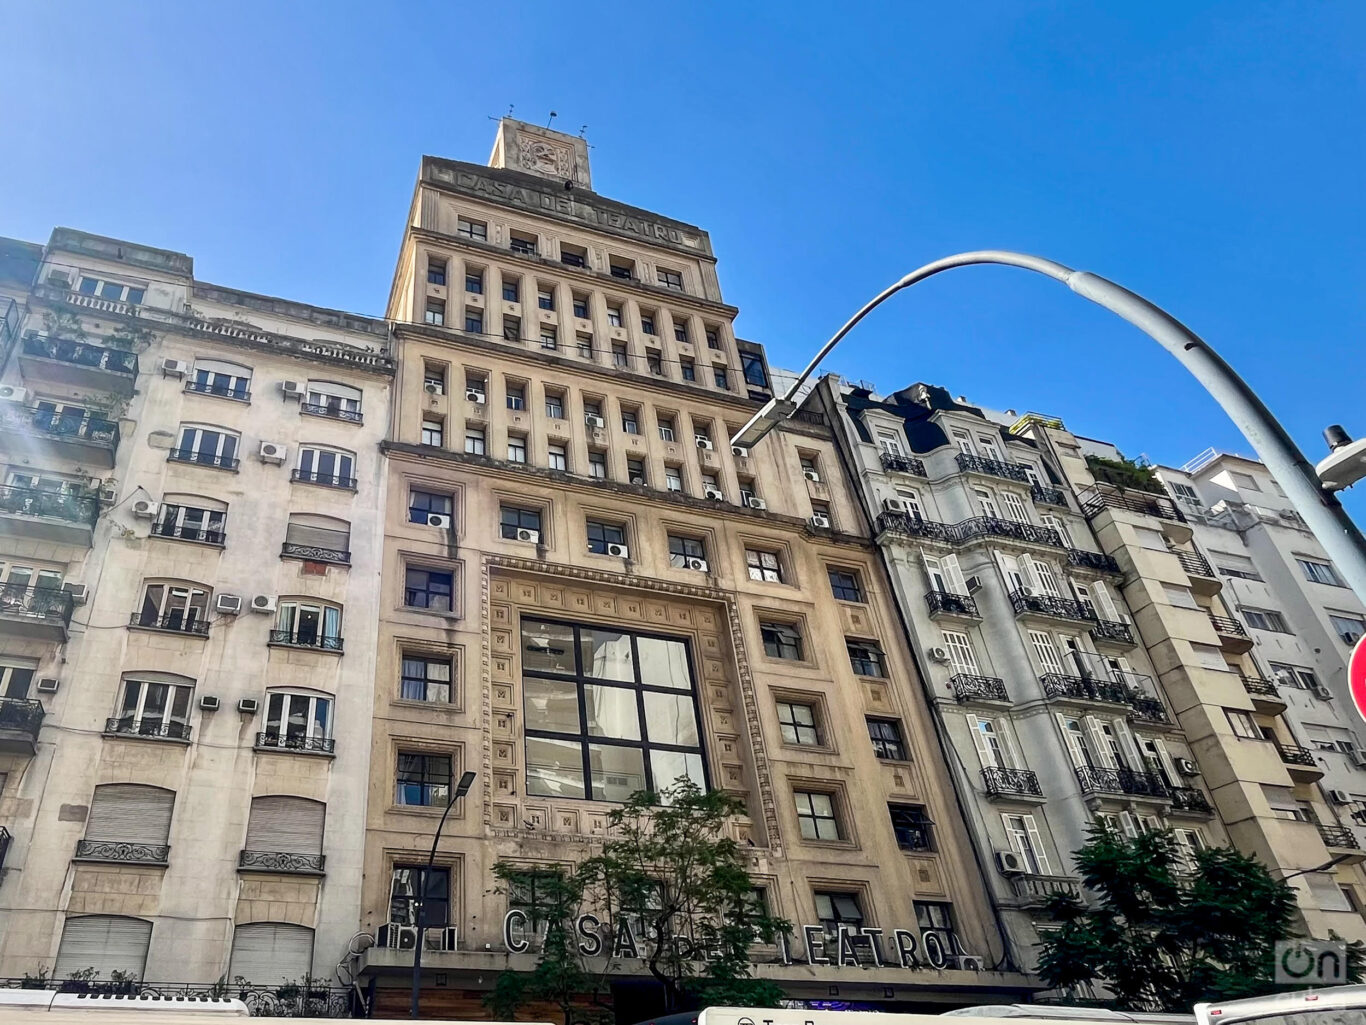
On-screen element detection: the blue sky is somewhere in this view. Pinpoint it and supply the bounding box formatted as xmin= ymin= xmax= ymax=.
xmin=3 ymin=2 xmax=1363 ymax=514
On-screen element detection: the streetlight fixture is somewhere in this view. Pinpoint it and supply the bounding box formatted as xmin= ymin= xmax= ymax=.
xmin=1277 ymin=853 xmax=1353 ymax=882
xmin=731 ymin=250 xmax=1366 ymax=602
xmin=410 ymin=769 xmax=477 ymax=1019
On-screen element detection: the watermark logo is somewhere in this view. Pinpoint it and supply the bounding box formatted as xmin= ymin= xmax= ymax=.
xmin=1274 ymin=940 xmax=1348 ymax=985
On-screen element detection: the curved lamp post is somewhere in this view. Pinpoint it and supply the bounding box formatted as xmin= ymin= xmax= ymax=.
xmin=731 ymin=250 xmax=1366 ymax=603
xmin=410 ymin=769 xmax=477 ymax=1018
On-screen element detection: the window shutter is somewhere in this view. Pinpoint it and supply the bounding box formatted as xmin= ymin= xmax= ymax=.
xmin=1018 ymin=556 xmax=1041 ymax=592
xmin=1150 ymin=737 xmax=1181 ymax=783
xmin=1030 ymin=632 xmax=1064 ymax=675
xmin=244 ymin=797 xmax=325 ymax=855
xmin=1024 ymin=815 xmax=1052 ymax=874
xmin=942 ymin=555 xmax=968 ymax=596
xmin=54 ymin=916 xmax=152 ymax=979
xmin=966 ymin=715 xmax=997 ymax=769
xmin=1114 ymin=724 xmax=1143 ymax=769
xmin=1119 ymin=812 xmax=1140 ymax=839
xmin=285 ymin=518 xmax=350 ymax=552
xmin=1085 ymin=716 xmax=1117 ymax=768
xmin=1033 ymin=560 xmax=1061 ymax=596
xmin=229 ymin=923 xmax=315 ymax=986
xmin=85 ymin=785 xmax=174 ymax=845
xmin=1057 ymin=714 xmax=1088 ymax=768
xmin=919 ymin=549 xmax=939 ymax=590
xmin=1093 ymin=581 xmax=1121 ymax=623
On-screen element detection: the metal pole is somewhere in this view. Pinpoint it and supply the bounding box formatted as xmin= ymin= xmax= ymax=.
xmin=410 ymin=771 xmax=474 ymax=1019
xmin=743 ymin=250 xmax=1366 ymax=604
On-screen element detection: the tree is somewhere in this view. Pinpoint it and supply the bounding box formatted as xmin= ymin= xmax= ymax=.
xmin=1038 ymin=823 xmax=1361 ymax=1011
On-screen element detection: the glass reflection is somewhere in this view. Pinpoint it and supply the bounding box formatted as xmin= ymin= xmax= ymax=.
xmin=578 ymin=628 xmax=634 ymax=680
xmin=523 ymin=621 xmax=575 ymax=674
xmin=638 ymin=636 xmax=691 ymax=690
xmin=643 ymin=692 xmax=698 ymax=746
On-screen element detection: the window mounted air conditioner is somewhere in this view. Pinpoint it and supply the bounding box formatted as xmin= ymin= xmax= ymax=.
xmin=427 ymin=513 xmax=452 ymax=529
xmin=1175 ymin=758 xmax=1199 ymax=776
xmin=281 ymin=381 xmax=306 ymax=399
xmin=607 ymin=543 xmax=629 ymax=558
xmin=810 ymin=513 xmax=831 ymax=529
xmin=1017 ymin=585 xmax=1035 ymax=597
xmin=803 ymin=469 xmax=820 ymax=482
xmin=584 ymin=414 xmax=605 ymax=429
xmin=98 ymin=482 xmax=118 ymax=504
xmin=952 ymin=955 xmax=985 ymax=972
xmin=516 ymin=528 xmax=540 ymax=544
xmin=215 ymin=594 xmax=243 ymax=615
xmin=63 ymin=583 xmax=88 ymax=605
xmin=250 ymin=594 xmax=276 ymax=614
xmin=1351 ymin=750 xmax=1366 ymax=769
xmin=199 ymin=695 xmax=220 ymax=712
xmin=132 ymin=499 xmax=159 ymax=519
xmin=423 ymin=381 xmax=442 ymax=395
xmin=629 ymin=476 xmax=645 ymax=485
xmin=746 ymin=496 xmax=767 ymax=510
xmin=964 ymin=575 xmax=983 ymax=594
xmin=0 ymin=385 xmax=26 ymax=403
xmin=160 ymin=359 xmax=189 ymax=378
xmin=994 ymin=850 xmax=1025 ymax=874
xmin=465 ymin=389 xmax=486 ymax=404
xmin=927 ymin=646 xmax=950 ymax=663
xmin=731 ymin=445 xmax=749 ymax=458
xmin=395 ymin=925 xmax=419 ymax=950
xmin=882 ymin=497 xmax=908 ymax=514
xmin=259 ymin=442 xmax=287 ymax=465
xmin=36 ymin=678 xmax=59 ymax=694
xmin=237 ymin=698 xmax=259 ymax=714
xmin=695 ymin=436 xmax=714 ymax=450
xmin=1312 ymin=685 xmax=1334 ymax=701
xmin=1330 ymin=788 xmax=1352 ymax=804
xmin=686 ymin=557 xmax=709 ymax=572
xmin=704 ymin=487 xmax=724 ymax=501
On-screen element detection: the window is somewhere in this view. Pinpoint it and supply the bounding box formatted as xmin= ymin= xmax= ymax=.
xmin=576 ymin=335 xmax=593 ymax=359
xmin=646 ymin=351 xmax=663 ymax=375
xmin=680 ymin=359 xmax=695 ymax=382
xmin=665 ymin=466 xmax=683 ymax=492
xmin=746 ymin=549 xmax=783 ymax=583
xmin=1231 ymin=471 xmax=1261 ymax=491
xmin=658 ymin=416 xmax=676 ymax=442
xmin=668 ymin=535 xmax=706 ymax=568
xmin=1169 ymin=480 xmax=1200 ymax=504
xmin=503 ymin=383 xmax=526 ymax=411
xmin=847 ymin=641 xmax=886 ymax=678
xmin=172 ymin=424 xmax=239 ymax=469
xmin=1004 ymin=814 xmax=1051 ymax=875
xmin=421 ymin=418 xmax=444 ymax=447
xmin=1163 ymin=583 xmax=1200 ymax=609
xmin=1242 ymin=607 xmax=1290 ymax=633
xmin=1298 ymin=558 xmax=1342 ymax=586
xmin=1027 ymin=630 xmax=1064 ymax=675
xmin=55 ymin=916 xmax=152 ymax=982
xmin=500 ymin=506 xmax=542 ymax=541
xmin=974 ymin=488 xmax=999 ymax=518
xmin=572 ymin=295 xmax=589 ymax=318
xmin=545 ymin=391 xmax=565 ymax=419
xmin=889 ymin=804 xmax=934 ymax=851
xmin=586 ymin=521 xmax=626 ymax=555
xmin=761 ymin=622 xmax=803 ymax=660
xmin=425 ymin=298 xmax=446 ymax=326
xmin=657 ymin=268 xmax=683 ymax=290
xmin=943 ymin=630 xmax=981 ymax=675
xmin=701 ymin=472 xmax=721 ymax=497
xmin=187 ymin=359 xmax=251 ymax=400
xmin=502 ymin=277 xmax=520 ymax=303
xmin=153 ymin=498 xmax=226 ymax=545
xmin=620 ymin=408 xmax=640 ymax=435
xmin=401 ymin=654 xmax=452 ymax=703
xmin=510 ymin=232 xmax=537 ymax=256
xmin=390 ymin=865 xmax=450 ymax=926
xmin=507 ymin=869 xmax=564 ymax=924
xmin=607 ymin=304 xmax=623 ymax=327
xmin=82 ymin=785 xmax=174 ymax=863
xmin=612 ymin=343 xmax=629 ymax=368
xmin=507 ymin=434 xmax=527 ymax=464
xmin=813 ymin=891 xmax=863 ymax=945
xmin=588 ymin=451 xmax=607 ymax=479
xmin=1214 ymin=552 xmax=1262 ymax=580
xmin=674 ymin=321 xmax=689 ymax=343
xmin=503 ymin=315 xmax=522 ymax=341
xmin=777 ymin=701 xmax=820 ymax=746
xmin=548 ymin=444 xmax=567 ymax=471
xmin=135 ymin=581 xmax=209 ymax=633
xmin=738 ymin=478 xmax=757 ymax=506
xmin=274 ymin=600 xmax=342 ymax=650
xmin=828 ymin=569 xmax=863 ymax=602
xmin=795 ymin=791 xmax=841 ymax=840
xmin=627 ymin=459 xmax=646 ymax=485
xmin=537 ymin=288 xmax=554 ymax=311
xmin=561 ymin=247 xmax=586 ymax=268
xmin=296 ymin=446 xmax=356 ymax=488
xmin=283 ymin=513 xmax=350 ymax=563
xmin=0 ymin=663 xmax=34 ymax=699
xmin=1226 ymin=709 xmax=1261 ymax=740
xmin=637 ymin=311 xmax=655 ymax=335
xmin=583 ymin=399 xmax=603 ymax=420
xmin=1040 ymin=513 xmax=1072 ymax=547
xmin=457 ymin=218 xmax=487 ymax=241
xmin=115 ymin=675 xmax=193 ymax=738
xmin=706 ymin=328 xmax=721 ymax=349
xmin=1331 ymin=614 xmax=1366 ymax=645
xmin=76 ymin=276 xmax=146 ymax=305
xmin=740 ymin=352 xmax=767 ymax=388
xmin=405 ymin=567 xmax=454 ymax=612
xmin=1002 ymin=491 xmax=1030 ymax=523
xmin=465 ymin=270 xmax=483 ymax=294
xmin=800 ymin=456 xmax=821 ymax=482
xmin=811 ymin=501 xmax=832 ymax=525
xmin=464 ymin=308 xmax=483 ymax=334
xmin=914 ymin=901 xmax=960 ymax=956
xmin=867 ymin=717 xmax=908 ymax=760
xmin=396 ymin=752 xmax=451 ymax=806
xmin=610 ymin=259 xmax=633 ymax=280
xmin=464 ymin=428 xmax=486 ymax=456
xmin=521 ymin=619 xmax=705 ymax=801
xmin=304 ymin=380 xmax=362 ymax=422
xmin=540 ymin=327 xmax=558 ymax=351
xmin=261 ymin=692 xmax=332 ymax=750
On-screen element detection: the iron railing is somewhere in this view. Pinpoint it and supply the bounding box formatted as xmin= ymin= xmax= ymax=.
xmin=255 ymin=732 xmax=336 ymax=754
xmin=982 ymin=766 xmax=1042 ymax=797
xmin=1277 ymin=744 xmax=1317 ymax=768
xmin=21 ymin=335 xmax=139 ymax=376
xmin=0 ymin=585 xmax=74 ymax=625
xmin=0 ymin=827 xmax=10 ymax=871
xmin=1042 ymin=673 xmax=1133 ymax=705
xmin=128 ymin=612 xmax=209 ymax=635
xmin=1242 ymin=675 xmax=1280 ymax=698
xmin=1078 ymin=481 xmax=1186 ymax=523
xmin=1012 ymin=874 xmax=1081 ymax=903
xmin=1091 ymin=620 xmax=1136 ymax=646
xmin=0 ymin=484 xmax=99 ymax=527
xmin=1129 ymin=696 xmax=1172 ymax=725
xmin=280 ymin=542 xmax=350 ymax=565
xmin=876 ymin=510 xmax=955 ymax=542
xmin=880 ymin=452 xmax=926 ymax=476
xmin=1318 ymin=825 xmax=1360 ymax=850
xmin=1030 ymin=483 xmax=1069 ymax=507
xmin=954 ymin=516 xmax=1064 ymax=547
xmin=0 ymin=697 xmax=44 ymax=737
xmin=956 ymin=452 xmax=1032 ymax=482
xmin=1067 ymin=549 xmax=1121 ymax=573
xmin=0 ymin=405 xmax=119 ymax=449
xmin=1010 ymin=590 xmax=1097 ymax=622
xmin=950 ymin=674 xmax=1009 ymax=703
xmin=1209 ymin=613 xmax=1248 ymax=638
xmin=1173 ymin=548 xmax=1215 ymax=578
xmin=0 ymin=299 xmax=17 ymax=346
xmin=74 ymin=839 xmax=170 ymax=864
xmin=104 ymin=718 xmax=192 ymax=741
xmin=300 ymin=402 xmax=363 ymax=424
xmin=184 ymin=379 xmax=250 ymax=401
xmin=1169 ymin=787 xmax=1214 ymax=814
xmin=269 ymin=630 xmax=343 ymax=653
xmin=289 ymin=469 xmax=357 ymax=489
xmin=168 ymin=448 xmax=240 ymax=470
xmin=1075 ymin=765 xmax=1169 ymax=798
xmin=0 ymin=978 xmax=357 ymax=1016
xmin=150 ymin=520 xmax=225 ymax=545
xmin=925 ymin=590 xmax=979 ymax=618
xmin=238 ymin=849 xmax=326 ymax=873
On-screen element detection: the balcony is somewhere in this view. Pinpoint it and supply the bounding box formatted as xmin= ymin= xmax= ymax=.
xmin=255 ymin=731 xmax=336 ymax=755
xmin=104 ymin=717 xmax=192 ymax=742
xmin=0 ymin=483 xmax=98 ymax=547
xmin=982 ymin=766 xmax=1043 ymax=798
xmin=184 ymin=379 xmax=250 ymax=402
xmin=1169 ymin=786 xmax=1214 ymax=815
xmin=1129 ymin=696 xmax=1173 ymax=726
xmin=238 ymin=849 xmax=326 ymax=874
xmin=1012 ymin=874 xmax=1082 ymax=907
xmin=876 ymin=510 xmax=955 ymax=543
xmin=880 ymin=452 xmax=926 ymax=477
xmin=281 ymin=542 xmax=350 ymax=566
xmin=1242 ymin=675 xmax=1287 ymax=714
xmin=128 ymin=612 xmax=209 ymax=637
xmin=301 ymin=402 xmax=363 ymax=425
xmin=1030 ymin=483 xmax=1068 ymax=507
xmin=150 ymin=520 xmax=225 ymax=546
xmin=0 ymin=404 xmax=119 ymax=469
xmin=290 ymin=469 xmax=358 ymax=490
xmin=0 ymin=585 xmax=74 ymax=642
xmin=74 ymin=839 xmax=170 ymax=866
xmin=18 ymin=335 xmax=139 ymax=397
xmin=269 ymin=630 xmax=344 ymax=654
xmin=1075 ymin=765 xmax=1169 ymax=799
xmin=1277 ymin=743 xmax=1323 ymax=782
xmin=1318 ymin=825 xmax=1361 ymax=851
xmin=925 ymin=590 xmax=980 ymax=620
xmin=1067 ymin=549 xmax=1121 ymax=574
xmin=954 ymin=516 xmax=1064 ymax=548
xmin=1078 ymin=481 xmax=1187 ymax=525
xmin=1208 ymin=613 xmax=1254 ymax=654
xmin=1173 ymin=548 xmax=1220 ymax=595
xmin=168 ymin=448 xmax=239 ymax=471
xmin=1091 ymin=619 xmax=1136 ymax=647
xmin=1010 ymin=590 xmax=1097 ymax=624
xmin=0 ymin=697 xmax=44 ymax=755
xmin=956 ymin=452 xmax=1032 ymax=482
xmin=950 ymin=673 xmax=1010 ymax=703
xmin=1043 ymin=673 xmax=1134 ymax=706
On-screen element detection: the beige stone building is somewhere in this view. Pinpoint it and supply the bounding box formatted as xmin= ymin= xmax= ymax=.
xmin=355 ymin=120 xmax=1032 ymax=1016
xmin=0 ymin=229 xmax=392 ymax=1000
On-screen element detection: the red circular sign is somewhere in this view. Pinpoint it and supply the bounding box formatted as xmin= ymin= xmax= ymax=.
xmin=1351 ymin=634 xmax=1366 ymax=724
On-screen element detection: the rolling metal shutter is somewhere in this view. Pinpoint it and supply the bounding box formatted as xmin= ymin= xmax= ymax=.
xmin=54 ymin=916 xmax=152 ymax=979
xmin=85 ymin=784 xmax=174 ymax=844
xmin=244 ymin=796 xmax=324 ymax=855
xmin=284 ymin=516 xmax=350 ymax=552
xmin=228 ymin=923 xmax=314 ymax=986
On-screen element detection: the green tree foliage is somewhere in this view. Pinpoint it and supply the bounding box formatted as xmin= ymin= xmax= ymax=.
xmin=1038 ymin=823 xmax=1361 ymax=1011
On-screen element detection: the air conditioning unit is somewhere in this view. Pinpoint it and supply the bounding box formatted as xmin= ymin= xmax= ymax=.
xmin=259 ymin=442 xmax=287 ymax=465
xmin=704 ymin=487 xmax=724 ymax=501
xmin=132 ymin=499 xmax=159 ymax=519
xmin=281 ymin=380 xmax=306 ymax=399
xmin=629 ymin=476 xmax=645 ymax=485
xmin=1312 ymin=685 xmax=1334 ymax=701
xmin=386 ymin=924 xmax=419 ymax=950
xmin=237 ymin=698 xmax=259 ymax=715
xmin=1330 ymin=788 xmax=1352 ymax=804
xmin=1350 ymin=750 xmax=1366 ymax=769
xmin=36 ymin=678 xmax=59 ymax=694
xmin=952 ymin=955 xmax=985 ymax=972
xmin=584 ymin=414 xmax=605 ymax=429
xmin=746 ymin=496 xmax=767 ymax=510
xmin=516 ymin=528 xmax=540 ymax=544
xmin=215 ymin=594 xmax=243 ymax=615
xmin=1175 ymin=757 xmax=1199 ymax=776
xmin=427 ymin=513 xmax=452 ymax=529
xmin=250 ymin=594 xmax=276 ymax=614
xmin=423 ymin=381 xmax=441 ymax=395
xmin=607 ymin=543 xmax=629 ymax=558
xmin=964 ymin=575 xmax=983 ymax=594
xmin=928 ymin=646 xmax=951 ymax=663
xmin=63 ymin=583 xmax=88 ymax=605
xmin=0 ymin=385 xmax=26 ymax=403
xmin=424 ymin=926 xmax=459 ymax=951
xmin=465 ymin=389 xmax=486 ymax=404
xmin=199 ymin=695 xmax=220 ymax=712
xmin=45 ymin=270 xmax=71 ymax=287
xmin=98 ymin=482 xmax=118 ymax=504
xmin=1017 ymin=585 xmax=1035 ymax=597
xmin=731 ymin=445 xmax=749 ymax=458
xmin=810 ymin=513 xmax=831 ymax=529
xmin=803 ymin=469 xmax=820 ymax=482
xmin=695 ymin=436 xmax=714 ymax=450
xmin=882 ymin=497 xmax=909 ymax=514
xmin=160 ymin=358 xmax=189 ymax=378
xmin=995 ymin=850 xmax=1025 ymax=874
xmin=686 ymin=557 xmax=709 ymax=572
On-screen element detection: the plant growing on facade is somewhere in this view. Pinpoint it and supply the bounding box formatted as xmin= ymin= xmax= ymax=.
xmin=42 ymin=310 xmax=87 ymax=343
xmin=104 ymin=322 xmax=156 ymax=352
xmin=1038 ymin=823 xmax=1362 ymax=1010
xmin=1084 ymin=453 xmax=1163 ymax=493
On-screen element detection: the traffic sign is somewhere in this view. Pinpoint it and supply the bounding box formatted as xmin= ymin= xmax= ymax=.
xmin=1351 ymin=634 xmax=1366 ymax=724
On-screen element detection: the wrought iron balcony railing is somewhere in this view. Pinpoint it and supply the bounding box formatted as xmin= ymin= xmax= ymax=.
xmin=953 ymin=516 xmax=1065 ymax=548
xmin=1078 ymin=481 xmax=1186 ymax=523
xmin=880 ymin=452 xmax=926 ymax=476
xmin=1169 ymin=786 xmax=1214 ymax=814
xmin=1173 ymin=548 xmax=1215 ymax=578
xmin=290 ymin=469 xmax=358 ymax=489
xmin=150 ymin=520 xmax=225 ymax=545
xmin=956 ymin=452 xmax=1032 ymax=482
xmin=168 ymin=448 xmax=240 ymax=470
xmin=255 ymin=732 xmax=336 ymax=754
xmin=269 ymin=630 xmax=344 ymax=653
xmin=0 ymin=585 xmax=74 ymax=625
xmin=1030 ymin=483 xmax=1068 ymax=507
xmin=1010 ymin=590 xmax=1097 ymax=622
xmin=104 ymin=717 xmax=192 ymax=741
xmin=128 ymin=611 xmax=209 ymax=635
xmin=0 ymin=405 xmax=119 ymax=448
xmin=925 ymin=590 xmax=979 ymax=618
xmin=1075 ymin=765 xmax=1169 ymax=798
xmin=876 ymin=510 xmax=955 ymax=543
xmin=1242 ymin=675 xmax=1280 ymax=698
xmin=280 ymin=542 xmax=350 ymax=565
xmin=1208 ymin=613 xmax=1248 ymax=637
xmin=0 ymin=697 xmax=44 ymax=737
xmin=21 ymin=334 xmax=138 ymax=376
xmin=1318 ymin=825 xmax=1360 ymax=850
xmin=301 ymin=402 xmax=363 ymax=424
xmin=982 ymin=766 xmax=1042 ymax=797
xmin=1042 ymin=673 xmax=1134 ymax=705
xmin=1066 ymin=548 xmax=1121 ymax=574
xmin=0 ymin=484 xmax=99 ymax=527
xmin=1129 ymin=696 xmax=1172 ymax=725
xmin=0 ymin=827 xmax=10 ymax=871
xmin=184 ymin=379 xmax=250 ymax=401
xmin=74 ymin=839 xmax=170 ymax=865
xmin=238 ymin=849 xmax=326 ymax=873
xmin=950 ymin=673 xmax=1009 ymax=703
xmin=1012 ymin=874 xmax=1082 ymax=904
xmin=1091 ymin=620 xmax=1135 ymax=646
xmin=1277 ymin=743 xmax=1317 ymax=768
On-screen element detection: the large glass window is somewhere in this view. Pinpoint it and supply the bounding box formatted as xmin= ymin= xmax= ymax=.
xmin=814 ymin=891 xmax=863 ymax=945
xmin=500 ymin=506 xmax=542 ymax=540
xmin=746 ymin=549 xmax=783 ymax=583
xmin=188 ymin=359 xmax=251 ymax=400
xmin=867 ymin=717 xmax=907 ymax=760
xmin=135 ymin=581 xmax=209 ymax=633
xmin=153 ymin=498 xmax=226 ymax=544
xmin=889 ymin=804 xmax=934 ymax=850
xmin=173 ymin=424 xmax=240 ymax=469
xmin=116 ymin=676 xmax=193 ymax=738
xmin=303 ymin=381 xmax=362 ymax=422
xmin=521 ymin=619 xmax=704 ymax=802
xmin=828 ymin=569 xmax=864 ymax=602
xmin=409 ymin=490 xmax=453 ymax=526
xmin=262 ymin=691 xmax=332 ymax=750
xmin=404 ymin=567 xmax=454 ymax=612
xmin=274 ymin=601 xmax=343 ymax=651
xmin=795 ymin=791 xmax=841 ymax=840
xmin=402 ymin=654 xmax=453 ymax=703
xmin=296 ymin=447 xmax=356 ymax=488
xmin=777 ymin=701 xmax=819 ymax=746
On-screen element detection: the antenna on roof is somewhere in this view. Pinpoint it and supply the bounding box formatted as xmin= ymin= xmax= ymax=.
xmin=578 ymin=124 xmax=589 ymax=138
xmin=488 ymin=104 xmax=514 ymax=122
xmin=546 ymin=110 xmax=558 ymax=128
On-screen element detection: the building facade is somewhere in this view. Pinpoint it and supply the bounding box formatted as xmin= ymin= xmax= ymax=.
xmin=355 ymin=119 xmax=1031 ymax=1017
xmin=0 ymin=229 xmax=393 ymax=995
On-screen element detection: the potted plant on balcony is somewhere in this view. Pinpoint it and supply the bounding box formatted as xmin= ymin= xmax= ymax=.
xmin=42 ymin=310 xmax=87 ymax=345
xmin=93 ymin=970 xmax=138 ymax=996
xmin=1085 ymin=453 xmax=1164 ymax=494
xmin=20 ymin=966 xmax=49 ymax=990
xmin=57 ymin=967 xmax=97 ymax=994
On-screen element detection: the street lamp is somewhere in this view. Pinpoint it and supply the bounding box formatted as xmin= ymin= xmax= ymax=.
xmin=1277 ymin=853 xmax=1353 ymax=882
xmin=732 ymin=250 xmax=1366 ymax=603
xmin=410 ymin=769 xmax=477 ymax=1019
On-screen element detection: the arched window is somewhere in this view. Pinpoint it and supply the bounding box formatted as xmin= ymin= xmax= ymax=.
xmin=228 ymin=922 xmax=315 ymax=987
xmin=187 ymin=358 xmax=252 ymax=400
xmin=294 ymin=446 xmax=356 ymax=489
xmin=172 ymin=423 xmax=241 ymax=469
xmin=260 ymin=691 xmax=333 ymax=752
xmin=153 ymin=493 xmax=227 ymax=545
xmin=134 ymin=579 xmax=211 ymax=634
xmin=77 ymin=783 xmax=174 ymax=864
xmin=54 ymin=915 xmax=152 ymax=980
xmin=113 ymin=671 xmax=195 ymax=740
xmin=302 ymin=381 xmax=362 ymax=423
xmin=241 ymin=796 xmax=325 ymax=872
xmin=282 ymin=514 xmax=350 ymax=565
